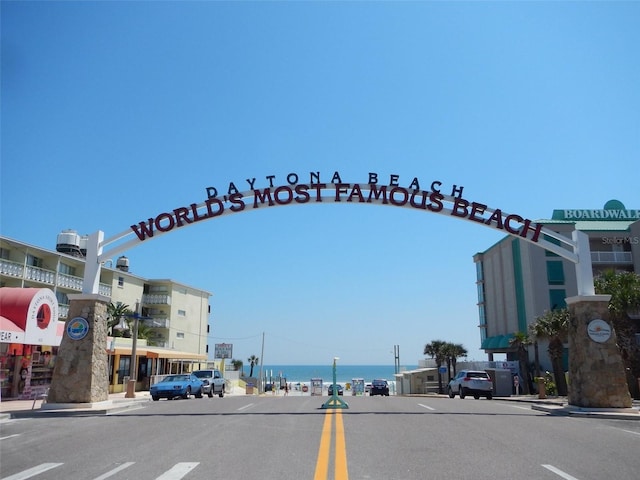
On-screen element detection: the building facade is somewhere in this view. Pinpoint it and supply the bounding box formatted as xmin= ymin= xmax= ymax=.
xmin=0 ymin=232 xmax=212 ymax=397
xmin=473 ymin=200 xmax=640 ymax=374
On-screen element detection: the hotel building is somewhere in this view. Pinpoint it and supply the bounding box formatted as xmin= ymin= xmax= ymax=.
xmin=0 ymin=232 xmax=211 ymax=398
xmin=473 ymin=199 xmax=640 ymax=375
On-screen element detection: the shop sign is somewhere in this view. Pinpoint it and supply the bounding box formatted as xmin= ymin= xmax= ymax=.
xmin=67 ymin=317 xmax=89 ymax=340
xmin=214 ymin=343 xmax=233 ymax=359
xmin=587 ymin=319 xmax=612 ymax=343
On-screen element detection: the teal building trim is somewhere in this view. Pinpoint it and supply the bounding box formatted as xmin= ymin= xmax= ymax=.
xmin=511 ymin=239 xmax=527 ymax=333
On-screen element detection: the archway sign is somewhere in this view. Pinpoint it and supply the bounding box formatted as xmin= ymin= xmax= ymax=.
xmin=55 ymin=170 xmax=633 ymax=410
xmin=81 ymin=170 xmax=595 ymax=296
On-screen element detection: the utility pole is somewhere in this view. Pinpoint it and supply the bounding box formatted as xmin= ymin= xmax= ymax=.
xmin=258 ymin=332 xmax=265 ymax=394
xmin=394 ymin=345 xmax=400 ymax=374
xmin=125 ymin=300 xmax=141 ymax=398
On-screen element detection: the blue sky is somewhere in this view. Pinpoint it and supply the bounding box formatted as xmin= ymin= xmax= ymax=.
xmin=1 ymin=1 xmax=638 ymax=366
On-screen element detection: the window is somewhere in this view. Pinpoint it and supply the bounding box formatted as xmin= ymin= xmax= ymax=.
xmin=118 ymin=276 xmax=124 ymax=287
xmin=0 ymin=248 xmax=10 ymax=260
xmin=55 ymin=291 xmax=69 ymax=306
xmin=117 ymin=357 xmax=131 ymax=381
xmin=546 ymin=261 xmax=565 ymax=285
xmin=177 ymin=309 xmax=186 ymax=316
xmin=58 ymin=263 xmax=76 ymax=276
xmin=26 ymin=254 xmax=43 ymax=268
xmin=176 ymin=332 xmax=185 ymax=339
xmin=543 ymin=234 xmax=561 ymax=257
xmin=549 ymin=289 xmax=567 ymax=310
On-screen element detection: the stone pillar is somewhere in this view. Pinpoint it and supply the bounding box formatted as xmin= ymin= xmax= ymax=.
xmin=47 ymin=294 xmax=110 ymax=404
xmin=566 ymin=295 xmax=632 ymax=408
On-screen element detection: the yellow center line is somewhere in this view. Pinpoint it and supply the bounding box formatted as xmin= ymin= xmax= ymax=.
xmin=334 ymin=410 xmax=349 ymax=480
xmin=314 ymin=409 xmax=349 ymax=480
xmin=314 ymin=410 xmax=334 ymax=480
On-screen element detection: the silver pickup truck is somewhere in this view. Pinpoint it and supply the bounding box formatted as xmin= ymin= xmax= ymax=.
xmin=193 ymin=369 xmax=225 ymax=397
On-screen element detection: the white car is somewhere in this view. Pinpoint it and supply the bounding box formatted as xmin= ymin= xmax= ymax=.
xmin=448 ymin=370 xmax=493 ymax=399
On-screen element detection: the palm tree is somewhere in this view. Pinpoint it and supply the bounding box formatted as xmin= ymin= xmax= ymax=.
xmin=106 ymin=302 xmax=131 ymax=336
xmin=529 ymin=309 xmax=569 ymax=396
xmin=136 ymin=323 xmax=155 ymax=345
xmin=231 ymin=359 xmax=244 ymax=374
xmin=448 ymin=343 xmax=468 ymax=378
xmin=509 ymin=332 xmax=531 ymax=395
xmin=424 ymin=340 xmax=447 ymax=393
xmin=247 ymin=355 xmax=259 ymax=377
xmin=595 ymin=270 xmax=640 ymax=399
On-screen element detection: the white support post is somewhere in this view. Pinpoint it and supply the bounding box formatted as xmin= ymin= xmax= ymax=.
xmin=82 ymin=230 xmax=104 ymax=294
xmin=572 ymin=230 xmax=595 ymax=296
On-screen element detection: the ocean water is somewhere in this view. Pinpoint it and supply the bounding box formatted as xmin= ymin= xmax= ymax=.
xmin=249 ymin=365 xmax=418 ymax=383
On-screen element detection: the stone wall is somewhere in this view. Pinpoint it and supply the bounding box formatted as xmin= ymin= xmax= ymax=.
xmin=567 ymin=295 xmax=632 ymax=408
xmin=47 ymin=295 xmax=109 ymax=403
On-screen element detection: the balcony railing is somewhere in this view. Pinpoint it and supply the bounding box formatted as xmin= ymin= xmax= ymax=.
xmin=0 ymin=259 xmax=112 ymax=297
xmin=591 ymin=251 xmax=633 ymax=264
xmin=143 ymin=294 xmax=171 ymax=305
xmin=143 ymin=317 xmax=170 ymax=328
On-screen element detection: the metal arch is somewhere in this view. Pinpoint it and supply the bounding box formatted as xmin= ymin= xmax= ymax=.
xmin=83 ymin=183 xmax=594 ymax=296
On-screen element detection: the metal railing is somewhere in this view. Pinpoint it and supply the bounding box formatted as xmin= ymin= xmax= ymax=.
xmin=0 ymin=259 xmax=112 ymax=297
xmin=591 ymin=251 xmax=633 ymax=264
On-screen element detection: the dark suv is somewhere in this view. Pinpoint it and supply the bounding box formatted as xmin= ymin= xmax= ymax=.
xmin=370 ymin=379 xmax=389 ymax=396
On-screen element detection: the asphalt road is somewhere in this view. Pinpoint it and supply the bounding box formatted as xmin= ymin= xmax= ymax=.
xmin=1 ymin=395 xmax=639 ymax=480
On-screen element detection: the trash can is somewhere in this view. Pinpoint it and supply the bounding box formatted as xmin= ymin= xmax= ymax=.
xmin=246 ymin=383 xmax=254 ymax=395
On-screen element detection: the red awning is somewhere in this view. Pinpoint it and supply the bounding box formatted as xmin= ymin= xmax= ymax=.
xmin=0 ymin=315 xmax=25 ymax=343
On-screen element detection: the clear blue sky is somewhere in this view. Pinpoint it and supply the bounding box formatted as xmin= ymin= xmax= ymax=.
xmin=2 ymin=1 xmax=638 ymax=366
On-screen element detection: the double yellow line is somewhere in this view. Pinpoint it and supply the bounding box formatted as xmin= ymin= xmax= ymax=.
xmin=314 ymin=409 xmax=349 ymax=480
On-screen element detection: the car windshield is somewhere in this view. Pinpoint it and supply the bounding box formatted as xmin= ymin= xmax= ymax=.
xmin=468 ymin=372 xmax=489 ymax=378
xmin=193 ymin=371 xmax=212 ymax=379
xmin=164 ymin=375 xmax=189 ymax=382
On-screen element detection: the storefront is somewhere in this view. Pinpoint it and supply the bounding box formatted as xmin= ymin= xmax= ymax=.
xmin=0 ymin=288 xmax=64 ymax=400
xmin=107 ymin=338 xmax=207 ymax=393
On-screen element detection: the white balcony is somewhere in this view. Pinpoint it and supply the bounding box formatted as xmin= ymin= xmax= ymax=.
xmin=591 ymin=251 xmax=633 ymax=264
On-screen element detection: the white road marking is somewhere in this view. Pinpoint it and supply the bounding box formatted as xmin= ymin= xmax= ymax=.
xmin=92 ymin=462 xmax=135 ymax=480
xmin=0 ymin=434 xmax=21 ymax=441
xmin=542 ymin=464 xmax=581 ymax=480
xmin=2 ymin=463 xmax=63 ymax=480
xmin=238 ymin=403 xmax=255 ymax=411
xmin=620 ymin=429 xmax=640 ymax=436
xmin=418 ymin=403 xmax=435 ymax=411
xmin=155 ymin=462 xmax=199 ymax=480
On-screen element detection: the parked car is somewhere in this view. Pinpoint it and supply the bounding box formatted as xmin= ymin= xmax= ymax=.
xmin=328 ymin=384 xmax=344 ymax=396
xmin=370 ymin=379 xmax=389 ymax=396
xmin=150 ymin=374 xmax=204 ymax=401
xmin=448 ymin=370 xmax=493 ymax=399
xmin=193 ymin=369 xmax=225 ymax=397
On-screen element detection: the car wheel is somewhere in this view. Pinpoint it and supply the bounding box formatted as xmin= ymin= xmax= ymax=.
xmin=196 ymin=388 xmax=203 ymax=398
xmin=448 ymin=387 xmax=455 ymax=398
xmin=459 ymin=387 xmax=466 ymax=399
xmin=487 ymin=393 xmax=493 ymax=400
xmin=474 ymin=394 xmax=480 ymax=399
xmin=152 ymin=396 xmax=159 ymax=401
xmin=182 ymin=386 xmax=191 ymax=399
xmin=207 ymin=390 xmax=213 ymax=398
xmin=219 ymin=387 xmax=224 ymax=398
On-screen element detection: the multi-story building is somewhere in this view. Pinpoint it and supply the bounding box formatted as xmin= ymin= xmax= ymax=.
xmin=473 ymin=199 xmax=640 ymax=374
xmin=0 ymin=232 xmax=211 ymax=397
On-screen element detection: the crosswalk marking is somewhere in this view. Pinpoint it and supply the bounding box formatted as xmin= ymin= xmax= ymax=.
xmin=1 ymin=462 xmax=200 ymax=480
xmin=156 ymin=463 xmax=199 ymax=480
xmin=2 ymin=463 xmax=63 ymax=480
xmin=92 ymin=462 xmax=135 ymax=480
